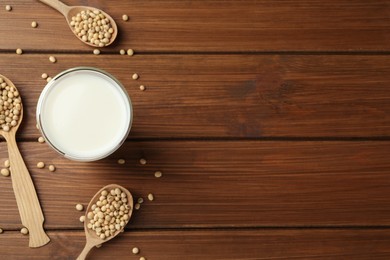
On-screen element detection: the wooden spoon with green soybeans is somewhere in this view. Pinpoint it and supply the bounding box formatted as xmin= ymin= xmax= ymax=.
xmin=77 ymin=184 xmax=134 ymax=260
xmin=38 ymin=0 xmax=118 ymax=47
xmin=0 ymin=75 xmax=50 ymax=248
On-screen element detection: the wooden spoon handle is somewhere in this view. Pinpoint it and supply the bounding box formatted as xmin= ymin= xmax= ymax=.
xmin=5 ymin=133 xmax=50 ymax=248
xmin=38 ymin=0 xmax=70 ymax=16
xmin=77 ymin=241 xmax=95 ymax=260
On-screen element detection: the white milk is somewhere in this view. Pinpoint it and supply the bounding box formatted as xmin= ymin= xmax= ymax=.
xmin=37 ymin=68 xmax=132 ymax=161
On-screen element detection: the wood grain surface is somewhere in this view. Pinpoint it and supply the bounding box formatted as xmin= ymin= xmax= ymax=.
xmin=0 ymin=141 xmax=389 ymax=229
xmin=1 ymin=0 xmax=389 ymax=259
xmin=0 ymin=1 xmax=390 ymax=52
xmin=0 ymin=54 xmax=390 ymax=139
xmin=1 ymin=229 xmax=390 ymax=259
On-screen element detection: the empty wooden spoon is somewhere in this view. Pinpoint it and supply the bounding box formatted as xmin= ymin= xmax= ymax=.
xmin=77 ymin=184 xmax=134 ymax=260
xmin=0 ymin=74 xmax=50 ymax=248
xmin=38 ymin=0 xmax=118 ymax=47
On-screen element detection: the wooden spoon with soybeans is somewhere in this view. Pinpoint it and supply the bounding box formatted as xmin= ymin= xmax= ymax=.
xmin=38 ymin=0 xmax=118 ymax=47
xmin=77 ymin=184 xmax=134 ymax=260
xmin=0 ymin=75 xmax=50 ymax=248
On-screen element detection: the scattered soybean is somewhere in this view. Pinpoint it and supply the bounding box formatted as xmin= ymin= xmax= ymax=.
xmin=20 ymin=227 xmax=28 ymax=235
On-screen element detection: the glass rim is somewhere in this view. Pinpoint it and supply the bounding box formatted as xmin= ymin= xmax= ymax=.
xmin=36 ymin=67 xmax=132 ymax=162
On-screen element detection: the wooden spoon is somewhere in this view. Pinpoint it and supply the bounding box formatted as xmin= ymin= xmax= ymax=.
xmin=38 ymin=0 xmax=118 ymax=47
xmin=77 ymin=184 xmax=134 ymax=260
xmin=0 ymin=75 xmax=50 ymax=248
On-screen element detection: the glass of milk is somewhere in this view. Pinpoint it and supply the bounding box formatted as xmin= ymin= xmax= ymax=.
xmin=36 ymin=67 xmax=132 ymax=162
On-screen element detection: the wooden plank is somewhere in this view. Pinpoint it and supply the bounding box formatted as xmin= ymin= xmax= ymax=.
xmin=1 ymin=54 xmax=390 ymax=138
xmin=0 ymin=141 xmax=389 ymax=229
xmin=0 ymin=229 xmax=390 ymax=259
xmin=1 ymin=1 xmax=390 ymax=52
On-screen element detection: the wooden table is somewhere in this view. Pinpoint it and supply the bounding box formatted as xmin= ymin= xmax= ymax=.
xmin=1 ymin=1 xmax=390 ymax=259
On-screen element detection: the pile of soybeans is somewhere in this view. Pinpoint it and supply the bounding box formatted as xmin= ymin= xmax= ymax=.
xmin=0 ymin=77 xmax=21 ymax=132
xmin=86 ymin=187 xmax=131 ymax=240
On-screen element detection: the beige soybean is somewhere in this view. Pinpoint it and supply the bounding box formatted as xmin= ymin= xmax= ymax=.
xmin=41 ymin=73 xmax=48 ymax=79
xmin=0 ymin=228 xmax=3 ymax=234
xmin=49 ymin=56 xmax=56 ymax=63
xmin=20 ymin=227 xmax=28 ymax=235
xmin=1 ymin=168 xmax=10 ymax=177
xmin=147 ymin=193 xmax=154 ymax=201
xmin=16 ymin=48 xmax=23 ymax=55
xmin=31 ymin=21 xmax=38 ymax=28
xmin=132 ymin=73 xmax=139 ymax=80
xmin=122 ymin=14 xmax=129 ymax=21
xmin=139 ymin=158 xmax=147 ymax=165
xmin=80 ymin=216 xmax=85 ymax=222
xmin=5 ymin=5 xmax=11 ymax=11
xmin=46 ymin=77 xmax=52 ymax=82
xmin=140 ymin=257 xmax=146 ymax=260
xmin=117 ymin=159 xmax=125 ymax=165
xmin=4 ymin=159 xmax=10 ymax=168
xmin=48 ymin=165 xmax=56 ymax=172
xmin=154 ymin=171 xmax=162 ymax=178
xmin=132 ymin=247 xmax=140 ymax=254
xmin=127 ymin=49 xmax=134 ymax=56
xmin=93 ymin=49 xmax=100 ymax=55
xmin=119 ymin=49 xmax=126 ymax=55
xmin=139 ymin=85 xmax=146 ymax=91
xmin=38 ymin=136 xmax=45 ymax=143
xmin=76 ymin=204 xmax=84 ymax=211
xmin=37 ymin=162 xmax=45 ymax=169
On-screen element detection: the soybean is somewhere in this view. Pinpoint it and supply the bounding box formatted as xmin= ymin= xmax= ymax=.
xmin=49 ymin=56 xmax=56 ymax=63
xmin=37 ymin=162 xmax=45 ymax=169
xmin=1 ymin=168 xmax=10 ymax=177
xmin=20 ymin=227 xmax=28 ymax=235
xmin=4 ymin=159 xmax=10 ymax=168
xmin=132 ymin=247 xmax=140 ymax=254
xmin=127 ymin=49 xmax=134 ymax=56
xmin=154 ymin=171 xmax=162 ymax=178
xmin=117 ymin=159 xmax=125 ymax=165
xmin=139 ymin=158 xmax=147 ymax=165
xmin=76 ymin=204 xmax=84 ymax=211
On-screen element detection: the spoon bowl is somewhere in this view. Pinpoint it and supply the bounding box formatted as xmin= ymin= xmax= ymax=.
xmin=77 ymin=184 xmax=133 ymax=260
xmin=0 ymin=74 xmax=50 ymax=248
xmin=39 ymin=0 xmax=118 ymax=47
